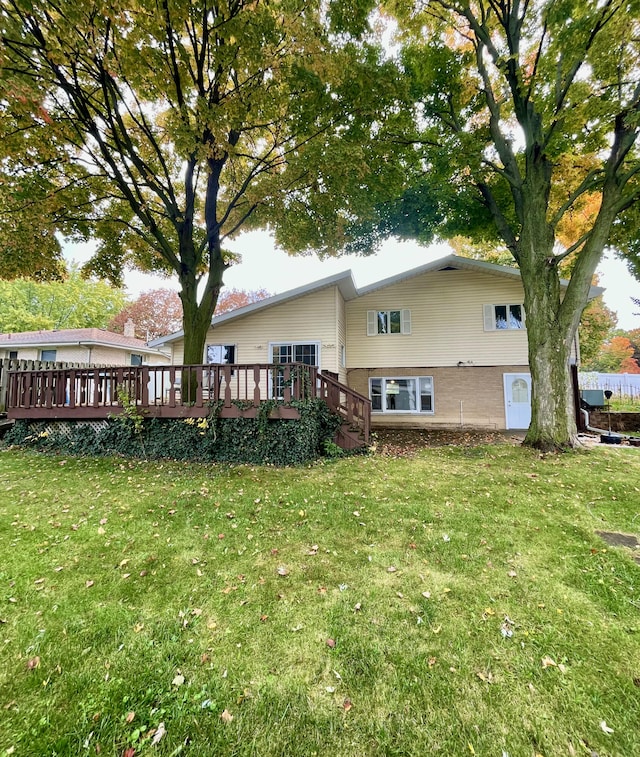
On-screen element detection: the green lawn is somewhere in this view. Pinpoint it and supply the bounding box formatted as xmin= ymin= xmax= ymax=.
xmin=1 ymin=443 xmax=639 ymax=757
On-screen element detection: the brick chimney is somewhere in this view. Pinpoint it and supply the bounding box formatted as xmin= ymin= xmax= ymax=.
xmin=123 ymin=318 xmax=136 ymax=338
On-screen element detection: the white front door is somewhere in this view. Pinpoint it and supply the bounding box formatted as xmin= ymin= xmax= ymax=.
xmin=503 ymin=373 xmax=532 ymax=429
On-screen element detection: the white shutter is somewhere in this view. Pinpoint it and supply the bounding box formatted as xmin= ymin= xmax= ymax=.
xmin=483 ymin=304 xmax=496 ymax=331
xmin=401 ymin=309 xmax=411 ymax=334
xmin=367 ymin=310 xmax=376 ymax=336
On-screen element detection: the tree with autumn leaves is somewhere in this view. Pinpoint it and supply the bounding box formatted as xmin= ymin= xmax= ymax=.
xmin=367 ymin=1 xmax=640 ymax=450
xmin=107 ymin=287 xmax=269 ymax=340
xmin=0 ymin=0 xmax=390 ymax=366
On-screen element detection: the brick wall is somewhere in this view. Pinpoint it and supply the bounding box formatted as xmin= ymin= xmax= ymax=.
xmin=588 ymin=411 xmax=640 ymax=432
xmin=347 ymin=365 xmax=526 ymax=430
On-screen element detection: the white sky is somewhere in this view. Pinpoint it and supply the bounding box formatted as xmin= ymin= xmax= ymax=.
xmin=65 ymin=230 xmax=640 ymax=331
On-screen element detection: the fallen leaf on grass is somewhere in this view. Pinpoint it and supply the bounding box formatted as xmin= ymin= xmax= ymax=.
xmin=150 ymin=722 xmax=166 ymax=745
xmin=326 ymin=638 xmax=336 ymax=648
xmin=85 ymin=580 xmax=94 ymax=589
xmin=600 ymin=720 xmax=614 ymax=734
xmin=476 ymin=671 xmax=495 ymax=684
xmin=541 ymin=656 xmax=557 ymax=668
xmin=306 ymin=545 xmax=319 ymax=556
xmin=276 ymin=566 xmax=289 ymax=577
xmin=342 ymin=698 xmax=352 ymax=712
xmin=172 ymin=673 xmax=185 ymax=687
xmin=387 ymin=566 xmax=397 ymax=573
xmin=122 ymin=748 xmax=135 ymax=757
xmin=220 ymin=709 xmax=234 ymax=723
xmin=26 ymin=656 xmax=40 ymax=670
xmin=125 ymin=711 xmax=135 ymax=724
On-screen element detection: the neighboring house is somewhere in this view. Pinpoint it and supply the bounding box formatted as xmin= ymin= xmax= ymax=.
xmin=150 ymin=253 xmax=602 ymax=431
xmin=0 ymin=323 xmax=170 ymax=366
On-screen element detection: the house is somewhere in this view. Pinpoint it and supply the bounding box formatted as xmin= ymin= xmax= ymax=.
xmin=0 ymin=322 xmax=170 ymax=366
xmin=151 ymin=253 xmax=602 ymax=431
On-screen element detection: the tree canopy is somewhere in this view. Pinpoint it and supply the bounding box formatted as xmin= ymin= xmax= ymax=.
xmin=353 ymin=0 xmax=640 ymax=449
xmin=0 ymin=267 xmax=126 ymax=332
xmin=215 ymin=287 xmax=270 ymax=315
xmin=108 ymin=288 xmax=183 ymax=341
xmin=0 ymin=0 xmax=388 ymax=363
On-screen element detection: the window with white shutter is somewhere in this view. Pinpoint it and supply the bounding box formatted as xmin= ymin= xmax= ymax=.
xmin=367 ymin=309 xmax=411 ymax=335
xmin=483 ymin=304 xmax=525 ymax=331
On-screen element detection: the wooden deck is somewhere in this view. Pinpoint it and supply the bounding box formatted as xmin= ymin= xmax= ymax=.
xmin=6 ymin=363 xmax=371 ymax=449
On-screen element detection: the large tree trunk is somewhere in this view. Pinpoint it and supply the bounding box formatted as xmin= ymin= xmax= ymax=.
xmin=177 ymin=235 xmax=226 ymax=400
xmin=519 ymin=256 xmax=579 ymax=451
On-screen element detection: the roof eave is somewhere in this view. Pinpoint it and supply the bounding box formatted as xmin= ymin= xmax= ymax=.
xmin=150 ymin=269 xmax=358 ymax=346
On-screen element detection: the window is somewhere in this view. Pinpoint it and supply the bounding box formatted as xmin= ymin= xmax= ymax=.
xmin=130 ymin=353 xmax=143 ymax=366
xmin=367 ymin=309 xmax=411 ymax=335
xmin=41 ymin=349 xmax=57 ymax=362
xmin=270 ymin=342 xmax=319 ymax=398
xmin=271 ymin=342 xmax=318 ymax=366
xmin=207 ymin=344 xmax=236 ymax=364
xmin=9 ymin=350 xmax=18 ymax=360
xmin=483 ymin=304 xmax=524 ymax=330
xmin=370 ymin=377 xmax=433 ymax=413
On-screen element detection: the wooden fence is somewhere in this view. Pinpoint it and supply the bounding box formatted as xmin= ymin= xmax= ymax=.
xmin=4 ymin=362 xmax=371 ymax=447
xmin=0 ymin=358 xmax=93 ymax=412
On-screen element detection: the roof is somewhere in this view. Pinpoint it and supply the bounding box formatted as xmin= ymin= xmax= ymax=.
xmin=149 ymin=253 xmax=605 ymax=347
xmin=0 ymin=328 xmax=167 ymax=356
xmin=149 ymin=269 xmax=358 ymax=347
xmin=356 ymin=254 xmax=605 ymax=297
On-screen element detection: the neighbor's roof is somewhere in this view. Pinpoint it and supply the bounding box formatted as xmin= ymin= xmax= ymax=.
xmin=149 ymin=253 xmax=605 ymax=347
xmin=0 ymin=328 xmax=166 ymax=355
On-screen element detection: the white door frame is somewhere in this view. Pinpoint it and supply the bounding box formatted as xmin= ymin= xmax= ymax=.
xmin=503 ymin=373 xmax=532 ymax=429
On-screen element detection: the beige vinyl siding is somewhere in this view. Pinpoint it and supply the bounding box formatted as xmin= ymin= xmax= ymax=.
xmin=346 ymin=269 xmax=529 ymax=368
xmin=171 ymin=286 xmax=342 ymax=372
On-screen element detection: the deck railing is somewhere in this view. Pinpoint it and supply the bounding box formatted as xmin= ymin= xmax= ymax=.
xmin=6 ymin=363 xmax=371 ymax=444
xmin=317 ymin=371 xmax=371 ymax=443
